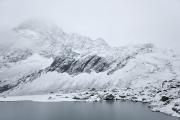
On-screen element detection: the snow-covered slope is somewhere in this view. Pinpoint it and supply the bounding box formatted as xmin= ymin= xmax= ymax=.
xmin=0 ymin=20 xmax=180 ymax=117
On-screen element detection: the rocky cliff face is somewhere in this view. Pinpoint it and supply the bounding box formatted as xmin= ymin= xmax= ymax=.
xmin=47 ymin=55 xmax=110 ymax=74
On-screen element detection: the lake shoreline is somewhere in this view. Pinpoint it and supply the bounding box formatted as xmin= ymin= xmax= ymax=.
xmin=0 ymin=91 xmax=180 ymax=118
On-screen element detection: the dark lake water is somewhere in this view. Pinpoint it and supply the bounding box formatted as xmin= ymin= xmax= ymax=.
xmin=0 ymin=100 xmax=179 ymax=120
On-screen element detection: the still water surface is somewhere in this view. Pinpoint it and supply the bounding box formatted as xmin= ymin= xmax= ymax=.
xmin=0 ymin=100 xmax=179 ymax=120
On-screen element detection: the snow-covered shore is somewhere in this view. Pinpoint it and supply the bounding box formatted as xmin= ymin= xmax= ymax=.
xmin=0 ymin=94 xmax=76 ymax=102
xmin=0 ymin=89 xmax=180 ymax=118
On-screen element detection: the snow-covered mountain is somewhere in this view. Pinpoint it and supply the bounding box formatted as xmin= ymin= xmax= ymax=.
xmin=0 ymin=20 xmax=180 ymax=117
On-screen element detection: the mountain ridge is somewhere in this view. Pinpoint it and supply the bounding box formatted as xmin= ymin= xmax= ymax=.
xmin=0 ymin=20 xmax=180 ymax=117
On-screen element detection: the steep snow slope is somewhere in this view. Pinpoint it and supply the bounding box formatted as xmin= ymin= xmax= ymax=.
xmin=0 ymin=20 xmax=180 ymax=117
xmin=0 ymin=54 xmax=53 ymax=93
xmin=6 ymin=46 xmax=179 ymax=94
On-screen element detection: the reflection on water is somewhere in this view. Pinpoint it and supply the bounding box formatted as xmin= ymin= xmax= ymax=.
xmin=0 ymin=100 xmax=179 ymax=120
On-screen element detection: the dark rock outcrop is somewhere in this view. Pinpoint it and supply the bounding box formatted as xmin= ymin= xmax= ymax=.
xmin=172 ymin=107 xmax=180 ymax=114
xmin=0 ymin=84 xmax=14 ymax=93
xmin=160 ymin=96 xmax=169 ymax=102
xmin=104 ymin=94 xmax=115 ymax=100
xmin=47 ymin=55 xmax=111 ymax=75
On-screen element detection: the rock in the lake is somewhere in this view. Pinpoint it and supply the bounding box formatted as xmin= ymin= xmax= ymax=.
xmin=104 ymin=94 xmax=115 ymax=100
xmin=72 ymin=96 xmax=81 ymax=100
xmin=142 ymin=98 xmax=146 ymax=101
xmin=119 ymin=95 xmax=126 ymax=98
xmin=132 ymin=96 xmax=137 ymax=100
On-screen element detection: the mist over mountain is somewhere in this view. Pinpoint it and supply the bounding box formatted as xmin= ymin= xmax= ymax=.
xmin=1 ymin=0 xmax=180 ymax=53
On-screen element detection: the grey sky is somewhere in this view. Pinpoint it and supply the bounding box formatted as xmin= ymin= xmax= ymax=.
xmin=0 ymin=0 xmax=180 ymax=52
